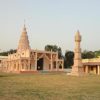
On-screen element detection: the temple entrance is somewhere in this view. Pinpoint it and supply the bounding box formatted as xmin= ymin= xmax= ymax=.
xmin=37 ymin=58 xmax=43 ymax=70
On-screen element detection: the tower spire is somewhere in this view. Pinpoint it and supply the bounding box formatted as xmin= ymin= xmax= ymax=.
xmin=17 ymin=24 xmax=31 ymax=52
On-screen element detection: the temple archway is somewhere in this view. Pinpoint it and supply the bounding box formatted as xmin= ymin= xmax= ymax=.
xmin=37 ymin=58 xmax=43 ymax=70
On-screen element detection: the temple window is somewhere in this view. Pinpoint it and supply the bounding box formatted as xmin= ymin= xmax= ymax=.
xmin=59 ymin=64 xmax=62 ymax=69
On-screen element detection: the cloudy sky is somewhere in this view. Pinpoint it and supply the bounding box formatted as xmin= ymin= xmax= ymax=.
xmin=0 ymin=0 xmax=100 ymax=53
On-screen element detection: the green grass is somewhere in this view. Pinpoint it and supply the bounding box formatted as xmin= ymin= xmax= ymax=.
xmin=0 ymin=73 xmax=100 ymax=100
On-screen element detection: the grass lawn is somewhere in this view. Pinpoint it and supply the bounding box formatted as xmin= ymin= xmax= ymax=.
xmin=0 ymin=72 xmax=100 ymax=100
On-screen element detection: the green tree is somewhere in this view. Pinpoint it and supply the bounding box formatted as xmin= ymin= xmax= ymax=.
xmin=64 ymin=50 xmax=74 ymax=68
xmin=94 ymin=50 xmax=100 ymax=57
xmin=45 ymin=45 xmax=63 ymax=58
xmin=45 ymin=45 xmax=57 ymax=52
xmin=0 ymin=49 xmax=16 ymax=56
xmin=82 ymin=50 xmax=95 ymax=59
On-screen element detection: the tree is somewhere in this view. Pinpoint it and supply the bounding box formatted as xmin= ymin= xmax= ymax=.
xmin=0 ymin=49 xmax=17 ymax=56
xmin=94 ymin=50 xmax=100 ymax=57
xmin=58 ymin=47 xmax=63 ymax=59
xmin=64 ymin=50 xmax=74 ymax=68
xmin=45 ymin=45 xmax=58 ymax=52
xmin=82 ymin=50 xmax=95 ymax=59
xmin=45 ymin=45 xmax=63 ymax=59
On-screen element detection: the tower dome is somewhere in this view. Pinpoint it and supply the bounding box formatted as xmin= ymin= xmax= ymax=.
xmin=75 ymin=30 xmax=81 ymax=42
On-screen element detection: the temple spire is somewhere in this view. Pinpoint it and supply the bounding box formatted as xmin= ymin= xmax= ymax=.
xmin=17 ymin=24 xmax=31 ymax=52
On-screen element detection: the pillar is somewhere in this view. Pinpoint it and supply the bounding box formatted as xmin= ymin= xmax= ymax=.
xmin=56 ymin=61 xmax=59 ymax=71
xmin=62 ymin=60 xmax=64 ymax=71
xmin=35 ymin=51 xmax=37 ymax=71
xmin=28 ymin=60 xmax=30 ymax=71
xmin=69 ymin=30 xmax=84 ymax=76
xmin=19 ymin=60 xmax=22 ymax=71
xmin=56 ymin=54 xmax=58 ymax=71
xmin=85 ymin=66 xmax=88 ymax=74
xmin=50 ymin=51 xmax=53 ymax=71
xmin=97 ymin=65 xmax=100 ymax=75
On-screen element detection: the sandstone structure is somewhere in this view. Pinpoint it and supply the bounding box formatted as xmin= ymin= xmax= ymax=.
xmin=1 ymin=25 xmax=100 ymax=75
xmin=69 ymin=30 xmax=84 ymax=76
xmin=82 ymin=57 xmax=100 ymax=75
xmin=0 ymin=25 xmax=64 ymax=73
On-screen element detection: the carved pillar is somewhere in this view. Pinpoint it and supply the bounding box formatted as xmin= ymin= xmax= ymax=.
xmin=97 ymin=65 xmax=100 ymax=75
xmin=85 ymin=66 xmax=88 ymax=74
xmin=56 ymin=53 xmax=58 ymax=71
xmin=50 ymin=51 xmax=53 ymax=71
xmin=19 ymin=54 xmax=21 ymax=71
xmin=28 ymin=60 xmax=30 ymax=71
xmin=70 ymin=30 xmax=84 ymax=76
xmin=35 ymin=51 xmax=37 ymax=71
xmin=62 ymin=60 xmax=64 ymax=71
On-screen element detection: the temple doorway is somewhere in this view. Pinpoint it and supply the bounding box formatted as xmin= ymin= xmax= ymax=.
xmin=37 ymin=58 xmax=43 ymax=70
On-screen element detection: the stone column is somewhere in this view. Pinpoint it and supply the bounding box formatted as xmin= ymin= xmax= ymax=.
xmin=85 ymin=66 xmax=88 ymax=74
xmin=62 ymin=61 xmax=64 ymax=71
xmin=20 ymin=60 xmax=22 ymax=71
xmin=97 ymin=65 xmax=100 ymax=75
xmin=56 ymin=61 xmax=59 ymax=71
xmin=56 ymin=54 xmax=58 ymax=71
xmin=28 ymin=60 xmax=30 ymax=71
xmin=70 ymin=30 xmax=84 ymax=76
xmin=35 ymin=51 xmax=37 ymax=71
xmin=50 ymin=50 xmax=53 ymax=71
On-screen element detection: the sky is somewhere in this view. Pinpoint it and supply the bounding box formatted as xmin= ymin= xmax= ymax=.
xmin=0 ymin=0 xmax=100 ymax=53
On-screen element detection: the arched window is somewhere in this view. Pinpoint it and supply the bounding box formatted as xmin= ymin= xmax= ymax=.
xmin=53 ymin=61 xmax=56 ymax=69
xmin=59 ymin=64 xmax=62 ymax=69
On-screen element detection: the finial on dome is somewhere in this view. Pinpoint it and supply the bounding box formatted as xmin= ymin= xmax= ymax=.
xmin=23 ymin=20 xmax=26 ymax=32
xmin=76 ymin=30 xmax=80 ymax=36
xmin=75 ymin=30 xmax=81 ymax=42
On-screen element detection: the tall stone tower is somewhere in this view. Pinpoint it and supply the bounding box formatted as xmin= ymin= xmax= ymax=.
xmin=17 ymin=24 xmax=31 ymax=52
xmin=70 ymin=30 xmax=84 ymax=76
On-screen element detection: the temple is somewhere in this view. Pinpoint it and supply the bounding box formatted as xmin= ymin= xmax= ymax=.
xmin=0 ymin=24 xmax=100 ymax=75
xmin=0 ymin=25 xmax=64 ymax=73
